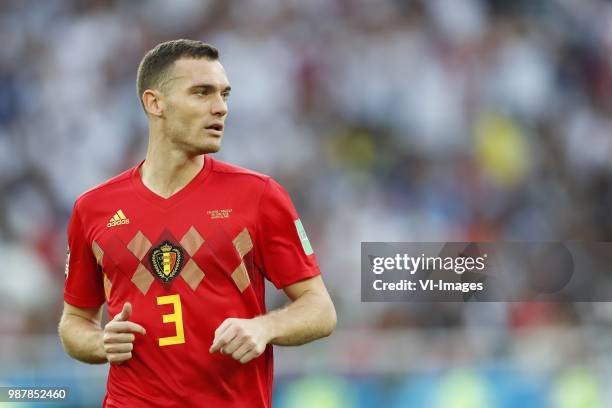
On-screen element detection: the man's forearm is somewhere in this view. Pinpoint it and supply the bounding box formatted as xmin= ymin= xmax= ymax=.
xmin=257 ymin=290 xmax=336 ymax=346
xmin=58 ymin=314 xmax=107 ymax=364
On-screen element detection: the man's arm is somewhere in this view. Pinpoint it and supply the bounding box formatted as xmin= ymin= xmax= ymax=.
xmin=261 ymin=275 xmax=337 ymax=346
xmin=58 ymin=302 xmax=107 ymax=364
xmin=210 ymin=275 xmax=336 ymax=363
xmin=58 ymin=302 xmax=146 ymax=365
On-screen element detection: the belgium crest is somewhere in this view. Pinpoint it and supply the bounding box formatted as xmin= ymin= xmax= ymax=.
xmin=150 ymin=240 xmax=184 ymax=283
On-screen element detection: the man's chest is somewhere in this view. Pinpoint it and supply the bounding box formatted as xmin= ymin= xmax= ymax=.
xmin=89 ymin=197 xmax=259 ymax=312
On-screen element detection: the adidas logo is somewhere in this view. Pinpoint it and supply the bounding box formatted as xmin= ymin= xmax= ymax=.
xmin=107 ymin=209 xmax=130 ymax=228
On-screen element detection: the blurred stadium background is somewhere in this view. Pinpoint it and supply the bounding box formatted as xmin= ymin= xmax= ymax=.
xmin=1 ymin=0 xmax=612 ymax=406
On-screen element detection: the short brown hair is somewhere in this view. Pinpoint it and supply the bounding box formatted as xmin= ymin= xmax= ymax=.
xmin=136 ymin=39 xmax=219 ymax=110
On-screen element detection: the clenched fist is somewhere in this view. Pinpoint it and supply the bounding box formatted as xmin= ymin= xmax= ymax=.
xmin=209 ymin=318 xmax=269 ymax=364
xmin=103 ymin=302 xmax=146 ymax=365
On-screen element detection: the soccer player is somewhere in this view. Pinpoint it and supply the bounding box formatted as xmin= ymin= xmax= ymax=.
xmin=58 ymin=39 xmax=336 ymax=407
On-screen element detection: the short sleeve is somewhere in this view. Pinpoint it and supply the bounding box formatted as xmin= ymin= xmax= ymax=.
xmin=255 ymin=178 xmax=321 ymax=289
xmin=64 ymin=201 xmax=105 ymax=308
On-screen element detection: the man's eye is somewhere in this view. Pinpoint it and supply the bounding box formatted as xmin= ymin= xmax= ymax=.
xmin=222 ymin=93 xmax=230 ymax=100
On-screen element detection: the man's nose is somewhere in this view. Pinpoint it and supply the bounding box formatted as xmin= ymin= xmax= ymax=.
xmin=211 ymin=95 xmax=228 ymax=116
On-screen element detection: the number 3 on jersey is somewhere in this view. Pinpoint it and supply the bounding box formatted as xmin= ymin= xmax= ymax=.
xmin=156 ymin=294 xmax=185 ymax=346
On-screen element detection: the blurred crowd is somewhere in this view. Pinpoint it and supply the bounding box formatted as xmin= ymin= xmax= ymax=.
xmin=1 ymin=0 xmax=612 ymax=405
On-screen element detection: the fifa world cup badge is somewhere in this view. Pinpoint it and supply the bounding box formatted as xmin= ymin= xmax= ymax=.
xmin=64 ymin=246 xmax=70 ymax=279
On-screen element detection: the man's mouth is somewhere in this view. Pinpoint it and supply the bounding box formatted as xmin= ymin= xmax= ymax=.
xmin=205 ymin=123 xmax=224 ymax=132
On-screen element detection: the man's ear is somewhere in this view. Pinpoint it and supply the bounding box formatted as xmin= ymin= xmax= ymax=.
xmin=142 ymin=89 xmax=164 ymax=117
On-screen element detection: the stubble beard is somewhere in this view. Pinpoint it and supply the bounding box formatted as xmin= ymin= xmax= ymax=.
xmin=164 ymin=120 xmax=222 ymax=155
xmin=193 ymin=132 xmax=222 ymax=155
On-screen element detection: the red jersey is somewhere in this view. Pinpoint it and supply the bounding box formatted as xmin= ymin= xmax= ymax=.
xmin=64 ymin=156 xmax=320 ymax=407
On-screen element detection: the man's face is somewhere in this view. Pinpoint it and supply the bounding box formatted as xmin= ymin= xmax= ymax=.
xmin=159 ymin=57 xmax=231 ymax=154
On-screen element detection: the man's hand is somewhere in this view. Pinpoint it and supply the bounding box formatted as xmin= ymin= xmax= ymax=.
xmin=103 ymin=302 xmax=146 ymax=365
xmin=209 ymin=318 xmax=269 ymax=364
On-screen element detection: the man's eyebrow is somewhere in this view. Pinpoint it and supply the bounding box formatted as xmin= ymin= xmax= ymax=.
xmin=189 ymin=84 xmax=232 ymax=92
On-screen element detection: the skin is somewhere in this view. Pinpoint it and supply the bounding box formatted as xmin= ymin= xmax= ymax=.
xmin=140 ymin=57 xmax=232 ymax=198
xmin=58 ymin=57 xmax=337 ymax=365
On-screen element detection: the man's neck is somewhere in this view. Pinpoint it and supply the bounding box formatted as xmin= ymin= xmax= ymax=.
xmin=140 ymin=141 xmax=205 ymax=199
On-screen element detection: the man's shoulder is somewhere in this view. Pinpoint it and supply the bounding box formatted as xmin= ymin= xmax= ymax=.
xmin=209 ymin=158 xmax=296 ymax=205
xmin=210 ymin=157 xmax=271 ymax=185
xmin=73 ymin=165 xmax=136 ymax=210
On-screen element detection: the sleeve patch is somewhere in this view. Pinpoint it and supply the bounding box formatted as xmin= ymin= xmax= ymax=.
xmin=64 ymin=246 xmax=70 ymax=279
xmin=294 ymin=219 xmax=314 ymax=255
